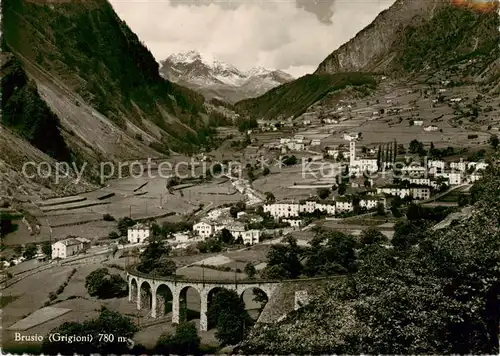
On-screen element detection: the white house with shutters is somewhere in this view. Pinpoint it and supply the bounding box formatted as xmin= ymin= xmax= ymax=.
xmin=127 ymin=223 xmax=151 ymax=244
xmin=193 ymin=221 xmax=214 ymax=238
xmin=51 ymin=237 xmax=91 ymax=259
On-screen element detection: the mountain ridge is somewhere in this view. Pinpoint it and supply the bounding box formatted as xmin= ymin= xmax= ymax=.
xmin=315 ymin=0 xmax=499 ymax=75
xmin=160 ymin=50 xmax=295 ymax=103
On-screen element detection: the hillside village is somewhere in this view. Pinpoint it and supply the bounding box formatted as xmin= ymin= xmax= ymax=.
xmin=1 ymin=0 xmax=499 ymax=354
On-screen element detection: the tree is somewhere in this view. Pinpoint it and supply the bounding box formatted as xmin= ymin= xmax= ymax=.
xmin=229 ymin=206 xmax=239 ymax=218
xmin=338 ymin=183 xmax=347 ymax=196
xmin=409 ymin=139 xmax=424 ymax=154
xmin=375 ymin=202 xmax=385 ymax=216
xmin=247 ymin=169 xmax=255 ymax=182
xmin=263 ymin=167 xmax=270 ymax=176
xmin=154 ymin=259 xmax=177 ymax=276
xmin=207 ymin=289 xmax=253 ymax=345
xmin=458 ymin=193 xmax=470 ymax=207
xmin=155 ymin=322 xmax=201 ymax=355
xmin=217 ymin=228 xmax=234 ymax=244
xmin=406 ymin=203 xmax=423 ymax=220
xmin=282 ymin=155 xmax=298 ymax=166
xmin=41 ymin=241 xmax=52 ymax=257
xmin=23 ymin=243 xmax=37 ymax=259
xmin=364 ymin=179 xmax=371 ymax=188
xmin=265 ymin=192 xmax=276 ymax=203
xmin=303 ymin=228 xmax=357 ymax=277
xmin=108 ymin=231 xmax=119 ymax=239
xmin=317 ymin=188 xmax=330 ymax=200
xmin=263 ymin=236 xmax=302 ymax=279
xmin=197 ymin=238 xmax=222 ymax=253
xmin=41 ymin=307 xmax=137 ymax=355
xmin=391 ymin=220 xmax=428 ymax=250
xmin=117 ymin=217 xmax=135 ymax=236
xmin=360 ymin=228 xmax=387 ymax=246
xmin=137 ymin=241 xmax=172 ymax=273
xmin=0 ymin=213 xmax=18 ymax=238
xmin=13 ymin=244 xmax=22 ymax=255
xmin=103 ymin=213 xmax=115 ymax=221
xmin=85 ymin=268 xmax=128 ymax=299
xmin=489 ymin=135 xmax=499 ymax=149
xmin=244 ymin=263 xmax=257 ymax=279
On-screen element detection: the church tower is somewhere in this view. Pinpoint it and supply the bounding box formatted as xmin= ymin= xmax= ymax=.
xmin=349 ymin=141 xmax=356 ymax=165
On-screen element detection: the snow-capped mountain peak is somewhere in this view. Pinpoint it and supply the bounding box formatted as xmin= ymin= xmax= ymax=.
xmin=246 ymin=66 xmax=270 ymax=77
xmin=167 ymin=50 xmax=202 ymax=64
xmin=160 ymin=50 xmax=295 ymax=103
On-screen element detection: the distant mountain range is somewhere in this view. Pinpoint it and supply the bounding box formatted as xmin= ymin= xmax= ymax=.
xmin=160 ymin=50 xmax=295 ymax=103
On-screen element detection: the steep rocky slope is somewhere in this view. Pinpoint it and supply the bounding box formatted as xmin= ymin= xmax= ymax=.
xmin=315 ymin=0 xmax=499 ymax=77
xmin=237 ymin=0 xmax=499 ymax=120
xmin=160 ymin=50 xmax=294 ymax=103
xmin=2 ymin=0 xmax=216 ymax=161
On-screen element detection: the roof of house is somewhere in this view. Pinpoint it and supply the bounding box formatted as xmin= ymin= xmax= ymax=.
xmin=335 ymin=196 xmax=352 ymax=203
xmin=378 ymin=184 xmax=410 ymax=189
xmin=129 ymin=223 xmax=149 ymax=230
xmin=54 ymin=238 xmax=83 ymax=247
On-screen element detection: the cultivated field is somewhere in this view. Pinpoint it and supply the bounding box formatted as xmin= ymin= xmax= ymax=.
xmin=1 ymin=246 xmax=271 ymax=352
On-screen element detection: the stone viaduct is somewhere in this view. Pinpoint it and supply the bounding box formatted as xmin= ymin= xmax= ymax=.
xmin=127 ymin=266 xmax=324 ymax=331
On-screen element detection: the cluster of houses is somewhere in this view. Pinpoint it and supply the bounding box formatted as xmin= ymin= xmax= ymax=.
xmin=273 ymin=134 xmax=322 ymax=152
xmin=124 ymin=214 xmax=262 ymax=247
xmin=263 ymin=195 xmax=386 ymax=221
xmin=191 ymin=207 xmax=263 ymax=245
xmin=401 ymin=159 xmax=487 ymax=187
xmin=193 ymin=219 xmax=261 ymax=245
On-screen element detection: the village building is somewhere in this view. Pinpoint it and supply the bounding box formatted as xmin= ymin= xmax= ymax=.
xmin=343 ymin=132 xmax=360 ymax=141
xmin=51 ymin=237 xmax=91 ymax=259
xmin=450 ymin=161 xmax=468 ymax=172
xmin=323 ymin=118 xmax=339 ymax=124
xmin=193 ymin=221 xmax=214 ymax=238
xmin=127 ymin=223 xmax=151 ymax=244
xmin=263 ymin=201 xmax=301 ymax=218
xmin=377 ymin=184 xmax=431 ymax=200
xmin=428 ymin=160 xmax=446 ymax=171
xmin=467 ymin=161 xmax=488 ymax=171
xmin=376 ymin=185 xmax=411 ymax=199
xmin=334 ymin=197 xmax=354 ymax=213
xmin=434 ymin=171 xmax=463 ymax=185
xmin=359 ymin=197 xmax=383 ymax=210
xmin=283 ymin=218 xmax=302 ymax=228
xmin=348 ymin=141 xmax=378 ymax=175
xmin=424 ymin=125 xmax=439 ymax=132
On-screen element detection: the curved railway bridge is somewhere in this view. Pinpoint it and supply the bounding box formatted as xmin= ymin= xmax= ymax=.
xmin=127 ymin=266 xmax=332 ymax=331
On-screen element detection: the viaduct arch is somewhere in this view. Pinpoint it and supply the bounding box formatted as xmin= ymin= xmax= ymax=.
xmin=127 ymin=267 xmax=307 ymax=331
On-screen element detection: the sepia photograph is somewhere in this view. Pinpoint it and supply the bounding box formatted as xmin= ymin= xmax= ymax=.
xmin=1 ymin=0 xmax=499 ymax=354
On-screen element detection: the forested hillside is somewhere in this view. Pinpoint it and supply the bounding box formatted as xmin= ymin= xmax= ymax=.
xmin=235 ymin=73 xmax=376 ymax=120
xmin=2 ymin=0 xmax=216 ymax=155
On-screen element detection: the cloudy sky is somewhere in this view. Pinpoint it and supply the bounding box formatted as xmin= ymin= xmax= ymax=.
xmin=110 ymin=0 xmax=396 ymax=77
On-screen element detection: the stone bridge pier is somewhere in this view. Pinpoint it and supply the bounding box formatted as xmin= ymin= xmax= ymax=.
xmin=127 ymin=273 xmax=279 ymax=331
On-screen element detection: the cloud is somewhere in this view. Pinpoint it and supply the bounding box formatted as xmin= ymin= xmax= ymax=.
xmin=110 ymin=0 xmax=396 ymax=77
